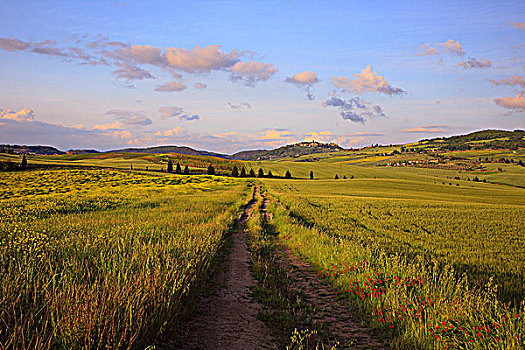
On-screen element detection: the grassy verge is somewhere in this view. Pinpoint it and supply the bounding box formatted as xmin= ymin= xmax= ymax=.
xmin=264 ymin=189 xmax=524 ymax=349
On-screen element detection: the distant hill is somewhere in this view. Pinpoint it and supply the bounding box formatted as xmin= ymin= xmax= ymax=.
xmin=231 ymin=141 xmax=345 ymax=160
xmin=110 ymin=145 xmax=228 ymax=158
xmin=420 ymin=129 xmax=525 ymax=151
xmin=0 ymin=144 xmax=64 ymax=155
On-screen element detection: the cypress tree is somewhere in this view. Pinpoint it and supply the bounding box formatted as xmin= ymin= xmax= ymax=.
xmin=334 ymin=174 xmax=339 ymax=179
xmin=258 ymin=168 xmax=264 ymax=178
xmin=184 ymin=165 xmax=190 ymax=174
xmin=310 ymin=170 xmax=314 ymax=180
xmin=249 ymin=168 xmax=255 ymax=177
xmin=343 ymin=175 xmax=347 ymax=179
xmin=207 ymin=163 xmax=215 ymax=175
xmin=175 ymin=162 xmax=182 ymax=174
xmin=20 ymin=155 xmax=27 ymax=170
xmin=285 ymin=170 xmax=292 ymax=179
xmin=232 ymin=166 xmax=239 ymax=177
xmin=268 ymin=170 xmax=273 ymax=178
xmin=167 ymin=159 xmax=173 ymax=173
xmin=130 ymin=164 xmax=133 ymax=171
xmin=240 ymin=167 xmax=247 ymax=177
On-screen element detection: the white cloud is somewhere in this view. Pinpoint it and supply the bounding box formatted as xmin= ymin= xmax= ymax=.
xmin=419 ymin=39 xmax=465 ymax=56
xmin=230 ymin=61 xmax=278 ymax=86
xmin=493 ymin=93 xmax=525 ymax=111
xmin=332 ymin=65 xmax=406 ymax=96
xmin=154 ymin=81 xmax=187 ymax=92
xmin=285 ymin=71 xmax=319 ymax=86
xmin=0 ymin=108 xmax=35 ymax=121
xmin=164 ymin=45 xmax=240 ymax=73
xmin=285 ymin=71 xmax=319 ymax=100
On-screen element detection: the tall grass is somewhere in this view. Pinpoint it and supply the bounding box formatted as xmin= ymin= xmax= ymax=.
xmin=0 ymin=169 xmax=248 ymax=349
xmin=263 ymin=180 xmax=524 ymax=349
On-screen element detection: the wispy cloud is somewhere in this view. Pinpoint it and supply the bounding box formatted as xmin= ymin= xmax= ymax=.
xmin=104 ymin=110 xmax=152 ymax=126
xmin=158 ymin=106 xmax=200 ymax=121
xmin=402 ymin=125 xmax=447 ymax=133
xmin=457 ymin=58 xmax=492 ymax=69
xmin=418 ymin=39 xmax=465 ymax=56
xmin=489 ymin=75 xmax=525 ymax=88
xmin=154 ymin=81 xmax=187 ymax=92
xmin=229 ymin=61 xmax=278 ymax=86
xmin=194 ymin=82 xmax=207 ymax=89
xmin=228 ymin=102 xmax=252 ymax=109
xmin=510 ymin=21 xmax=525 ymax=31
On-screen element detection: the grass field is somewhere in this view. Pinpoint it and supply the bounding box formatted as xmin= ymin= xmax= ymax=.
xmin=0 ymin=168 xmax=248 ymax=349
xmin=1 ymin=144 xmax=524 ymax=349
xmin=262 ymin=177 xmax=525 ymax=349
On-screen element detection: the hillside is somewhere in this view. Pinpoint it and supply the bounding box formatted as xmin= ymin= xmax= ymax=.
xmin=110 ymin=145 xmax=228 ymax=158
xmin=232 ymin=141 xmax=345 ymax=160
xmin=420 ymin=129 xmax=525 ymax=151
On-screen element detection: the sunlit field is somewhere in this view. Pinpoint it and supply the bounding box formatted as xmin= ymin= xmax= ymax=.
xmin=262 ymin=177 xmax=525 ymax=349
xmin=0 ymin=169 xmax=248 ymax=349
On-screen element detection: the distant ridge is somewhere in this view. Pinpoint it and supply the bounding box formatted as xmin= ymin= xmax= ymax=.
xmin=2 ymin=129 xmax=522 ymax=158
xmin=231 ymin=141 xmax=345 ymax=160
xmin=0 ymin=144 xmax=64 ymax=155
xmin=110 ymin=145 xmax=229 ymax=158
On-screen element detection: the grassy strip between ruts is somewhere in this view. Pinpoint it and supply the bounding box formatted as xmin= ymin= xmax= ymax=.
xmin=245 ymin=185 xmax=339 ymax=349
xmin=262 ymin=188 xmax=524 ymax=349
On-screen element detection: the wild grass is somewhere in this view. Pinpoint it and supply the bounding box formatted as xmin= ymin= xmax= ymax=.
xmin=262 ymin=178 xmax=524 ymax=349
xmin=0 ymin=169 xmax=248 ymax=349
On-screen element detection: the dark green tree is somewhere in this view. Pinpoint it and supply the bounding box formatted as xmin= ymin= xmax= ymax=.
xmin=167 ymin=159 xmax=173 ymax=173
xmin=249 ymin=168 xmax=255 ymax=177
xmin=232 ymin=166 xmax=239 ymax=177
xmin=20 ymin=155 xmax=27 ymax=170
xmin=343 ymin=175 xmax=347 ymax=179
xmin=258 ymin=168 xmax=264 ymax=177
xmin=350 ymin=175 xmax=354 ymax=179
xmin=310 ymin=170 xmax=314 ymax=180
xmin=334 ymin=174 xmax=339 ymax=179
xmin=207 ymin=163 xmax=215 ymax=175
xmin=175 ymin=162 xmax=182 ymax=174
xmin=285 ymin=170 xmax=292 ymax=179
xmin=240 ymin=167 xmax=247 ymax=177
xmin=130 ymin=164 xmax=133 ymax=171
xmin=184 ymin=165 xmax=190 ymax=174
xmin=268 ymin=170 xmax=273 ymax=178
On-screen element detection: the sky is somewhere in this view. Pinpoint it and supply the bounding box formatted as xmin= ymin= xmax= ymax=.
xmin=0 ymin=0 xmax=524 ymax=153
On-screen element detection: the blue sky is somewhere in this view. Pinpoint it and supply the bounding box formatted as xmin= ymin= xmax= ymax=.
xmin=0 ymin=0 xmax=524 ymax=153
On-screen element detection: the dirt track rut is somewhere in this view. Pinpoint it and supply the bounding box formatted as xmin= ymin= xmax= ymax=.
xmin=176 ymin=186 xmax=274 ymax=350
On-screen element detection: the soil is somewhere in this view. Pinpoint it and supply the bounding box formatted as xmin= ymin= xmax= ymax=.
xmin=175 ymin=186 xmax=275 ymax=350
